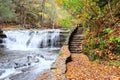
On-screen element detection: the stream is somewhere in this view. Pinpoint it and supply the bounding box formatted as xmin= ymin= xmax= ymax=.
xmin=0 ymin=29 xmax=61 ymax=80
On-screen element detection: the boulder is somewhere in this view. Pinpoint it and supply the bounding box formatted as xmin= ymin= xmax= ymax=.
xmin=0 ymin=30 xmax=3 ymax=33
xmin=0 ymin=39 xmax=3 ymax=43
xmin=0 ymin=30 xmax=7 ymax=38
xmin=0 ymin=33 xmax=7 ymax=38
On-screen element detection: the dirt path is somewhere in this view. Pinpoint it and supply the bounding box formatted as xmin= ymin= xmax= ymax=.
xmin=66 ymin=53 xmax=120 ymax=80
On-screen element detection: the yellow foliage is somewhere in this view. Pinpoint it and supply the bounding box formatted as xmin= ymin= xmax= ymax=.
xmin=32 ymin=4 xmax=39 ymax=8
xmin=45 ymin=3 xmax=52 ymax=8
xmin=56 ymin=6 xmax=60 ymax=10
xmin=38 ymin=12 xmax=48 ymax=17
xmin=55 ymin=0 xmax=62 ymax=5
xmin=58 ymin=14 xmax=63 ymax=19
xmin=76 ymin=15 xmax=80 ymax=18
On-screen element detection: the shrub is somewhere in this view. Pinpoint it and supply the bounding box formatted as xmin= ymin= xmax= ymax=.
xmin=102 ymin=28 xmax=114 ymax=34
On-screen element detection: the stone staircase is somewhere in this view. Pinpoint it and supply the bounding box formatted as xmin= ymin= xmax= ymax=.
xmin=69 ymin=27 xmax=83 ymax=53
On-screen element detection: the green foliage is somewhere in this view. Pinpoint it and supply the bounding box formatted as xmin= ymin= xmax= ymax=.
xmin=62 ymin=0 xmax=83 ymax=14
xmin=0 ymin=0 xmax=15 ymax=18
xmin=96 ymin=0 xmax=108 ymax=8
xmin=114 ymin=37 xmax=120 ymax=44
xmin=103 ymin=28 xmax=114 ymax=34
xmin=109 ymin=61 xmax=120 ymax=66
xmin=89 ymin=38 xmax=96 ymax=49
xmin=27 ymin=11 xmax=39 ymax=20
xmin=57 ymin=15 xmax=75 ymax=29
xmin=98 ymin=38 xmax=111 ymax=51
xmin=58 ymin=19 xmax=72 ymax=28
xmin=109 ymin=36 xmax=114 ymax=42
xmin=89 ymin=52 xmax=103 ymax=61
xmin=58 ymin=51 xmax=62 ymax=56
xmin=26 ymin=11 xmax=40 ymax=25
xmin=113 ymin=37 xmax=120 ymax=48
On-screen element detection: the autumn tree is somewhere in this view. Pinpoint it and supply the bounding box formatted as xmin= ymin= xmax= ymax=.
xmin=0 ymin=0 xmax=15 ymax=23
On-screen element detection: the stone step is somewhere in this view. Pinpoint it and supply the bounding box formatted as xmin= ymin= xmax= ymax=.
xmin=77 ymin=28 xmax=83 ymax=31
xmin=69 ymin=42 xmax=82 ymax=46
xmin=69 ymin=45 xmax=81 ymax=47
xmin=70 ymin=42 xmax=81 ymax=44
xmin=77 ymin=30 xmax=83 ymax=32
xmin=74 ymin=33 xmax=83 ymax=35
xmin=71 ymin=38 xmax=82 ymax=40
xmin=73 ymin=34 xmax=84 ymax=37
xmin=69 ymin=46 xmax=79 ymax=49
xmin=69 ymin=46 xmax=80 ymax=48
xmin=71 ymin=37 xmax=83 ymax=41
xmin=69 ymin=47 xmax=80 ymax=49
xmin=68 ymin=27 xmax=84 ymax=53
xmin=70 ymin=51 xmax=82 ymax=53
xmin=74 ymin=31 xmax=83 ymax=34
xmin=70 ymin=48 xmax=81 ymax=50
xmin=70 ymin=50 xmax=82 ymax=52
xmin=72 ymin=35 xmax=82 ymax=38
xmin=72 ymin=37 xmax=82 ymax=39
xmin=70 ymin=40 xmax=82 ymax=42
xmin=60 ymin=34 xmax=68 ymax=37
xmin=72 ymin=35 xmax=83 ymax=37
xmin=60 ymin=30 xmax=70 ymax=33
xmin=78 ymin=28 xmax=83 ymax=30
xmin=70 ymin=41 xmax=81 ymax=43
xmin=71 ymin=37 xmax=83 ymax=40
xmin=69 ymin=49 xmax=81 ymax=51
xmin=59 ymin=38 xmax=66 ymax=41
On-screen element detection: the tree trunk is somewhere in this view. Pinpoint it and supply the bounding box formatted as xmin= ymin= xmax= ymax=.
xmin=40 ymin=0 xmax=46 ymax=26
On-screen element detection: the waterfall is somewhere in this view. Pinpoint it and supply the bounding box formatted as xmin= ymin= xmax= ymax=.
xmin=2 ymin=29 xmax=60 ymax=50
xmin=51 ymin=30 xmax=60 ymax=47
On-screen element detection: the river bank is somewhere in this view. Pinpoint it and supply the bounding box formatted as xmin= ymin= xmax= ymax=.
xmin=38 ymin=45 xmax=120 ymax=80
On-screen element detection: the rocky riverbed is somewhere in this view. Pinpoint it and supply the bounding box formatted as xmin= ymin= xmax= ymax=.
xmin=0 ymin=49 xmax=59 ymax=80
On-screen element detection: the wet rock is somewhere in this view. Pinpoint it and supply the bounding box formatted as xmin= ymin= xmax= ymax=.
xmin=0 ymin=30 xmax=7 ymax=38
xmin=14 ymin=62 xmax=28 ymax=69
xmin=0 ymin=30 xmax=3 ymax=34
xmin=0 ymin=30 xmax=6 ymax=44
xmin=0 ymin=39 xmax=3 ymax=43
xmin=0 ymin=44 xmax=5 ymax=48
xmin=14 ymin=63 xmax=20 ymax=69
xmin=0 ymin=33 xmax=7 ymax=38
xmin=29 ymin=31 xmax=34 ymax=35
xmin=28 ymin=63 xmax=31 ymax=66
xmin=0 ymin=70 xmax=5 ymax=75
xmin=40 ymin=55 xmax=44 ymax=58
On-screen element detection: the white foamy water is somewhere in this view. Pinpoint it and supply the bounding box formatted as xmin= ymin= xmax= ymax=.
xmin=0 ymin=68 xmax=22 ymax=80
xmin=0 ymin=29 xmax=61 ymax=80
xmin=3 ymin=29 xmax=60 ymax=50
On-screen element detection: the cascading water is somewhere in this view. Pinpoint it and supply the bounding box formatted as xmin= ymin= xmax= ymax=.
xmin=0 ymin=29 xmax=62 ymax=80
xmin=2 ymin=29 xmax=60 ymax=50
xmin=51 ymin=30 xmax=60 ymax=47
